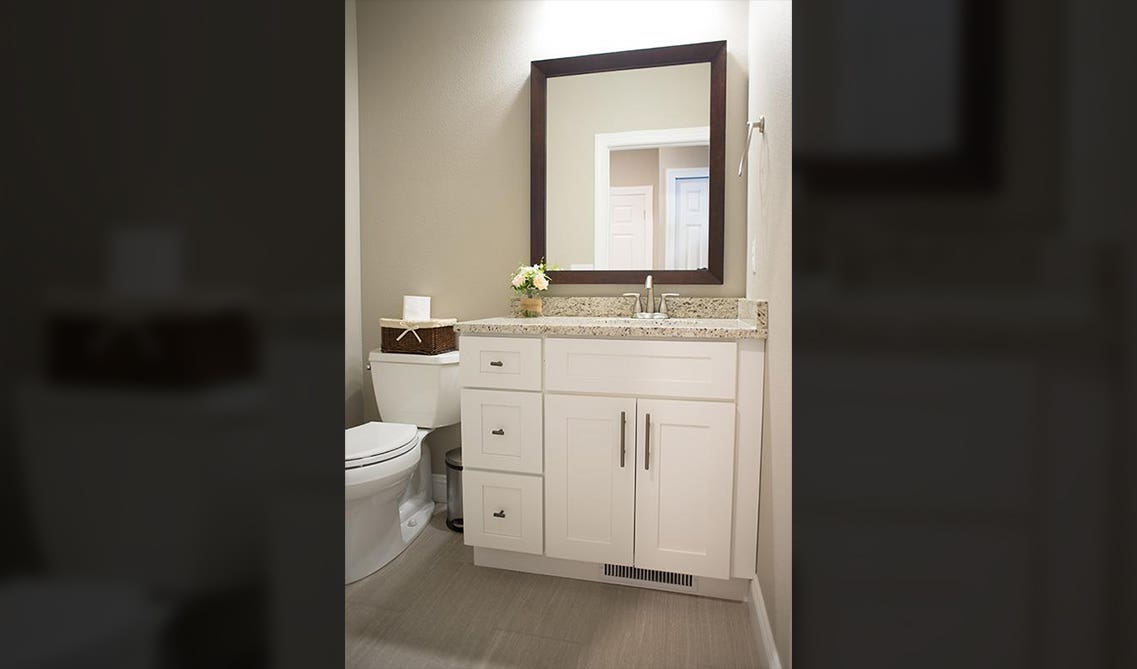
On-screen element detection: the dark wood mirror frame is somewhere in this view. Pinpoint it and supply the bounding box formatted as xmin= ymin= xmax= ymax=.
xmin=530 ymin=41 xmax=727 ymax=284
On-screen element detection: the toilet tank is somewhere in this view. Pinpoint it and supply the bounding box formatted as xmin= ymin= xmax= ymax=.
xmin=369 ymin=349 xmax=460 ymax=428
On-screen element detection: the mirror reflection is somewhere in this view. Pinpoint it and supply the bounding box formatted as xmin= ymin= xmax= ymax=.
xmin=546 ymin=63 xmax=711 ymax=271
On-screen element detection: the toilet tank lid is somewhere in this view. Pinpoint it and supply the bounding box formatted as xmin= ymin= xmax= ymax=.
xmin=368 ymin=350 xmax=459 ymax=365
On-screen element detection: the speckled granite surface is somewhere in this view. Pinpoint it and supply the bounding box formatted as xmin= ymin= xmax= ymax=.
xmin=738 ymin=298 xmax=768 ymax=332
xmin=500 ymin=296 xmax=768 ymax=338
xmin=455 ymin=315 xmax=765 ymax=340
xmin=661 ymin=297 xmax=739 ymax=318
xmin=508 ymin=296 xmax=634 ymax=317
xmin=509 ymin=295 xmax=762 ymax=320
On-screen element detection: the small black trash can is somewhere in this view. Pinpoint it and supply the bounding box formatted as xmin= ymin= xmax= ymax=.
xmin=445 ymin=448 xmax=463 ymax=532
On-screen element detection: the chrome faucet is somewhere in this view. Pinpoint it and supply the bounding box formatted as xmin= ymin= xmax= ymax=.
xmin=623 ymin=275 xmax=677 ymax=319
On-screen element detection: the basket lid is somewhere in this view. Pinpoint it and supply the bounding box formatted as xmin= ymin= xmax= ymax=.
xmin=379 ymin=317 xmax=457 ymax=329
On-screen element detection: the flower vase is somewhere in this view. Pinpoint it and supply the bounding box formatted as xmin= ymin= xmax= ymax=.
xmin=520 ymin=296 xmax=543 ymax=317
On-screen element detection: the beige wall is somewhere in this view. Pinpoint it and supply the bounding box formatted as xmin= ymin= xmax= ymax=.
xmin=356 ymin=0 xmax=749 ymax=487
xmin=610 ymin=148 xmax=660 ymax=188
xmin=345 ymin=0 xmax=364 ymax=428
xmin=748 ymin=1 xmax=792 ymax=667
xmin=547 ymin=63 xmax=709 ymax=269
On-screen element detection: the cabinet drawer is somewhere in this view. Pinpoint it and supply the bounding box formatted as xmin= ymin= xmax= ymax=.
xmin=459 ymin=336 xmax=542 ymax=391
xmin=461 ymin=389 xmax=543 ymax=474
xmin=463 ymin=470 xmax=543 ymax=555
xmin=545 ymin=338 xmax=737 ymax=400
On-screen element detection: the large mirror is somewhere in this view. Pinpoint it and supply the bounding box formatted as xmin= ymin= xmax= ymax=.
xmin=531 ymin=41 xmax=726 ymax=284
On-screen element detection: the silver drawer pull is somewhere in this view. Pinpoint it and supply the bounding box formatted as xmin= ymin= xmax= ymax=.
xmin=491 ymin=428 xmax=505 ymax=436
xmin=492 ymin=510 xmax=506 ymax=518
xmin=489 ymin=360 xmax=504 ymax=367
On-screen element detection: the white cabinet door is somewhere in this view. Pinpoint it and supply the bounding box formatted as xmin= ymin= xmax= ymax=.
xmin=634 ymin=399 xmax=736 ymax=579
xmin=544 ymin=394 xmax=636 ymax=565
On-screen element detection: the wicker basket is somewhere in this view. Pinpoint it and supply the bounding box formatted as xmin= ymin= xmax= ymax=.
xmin=380 ymin=318 xmax=457 ymax=355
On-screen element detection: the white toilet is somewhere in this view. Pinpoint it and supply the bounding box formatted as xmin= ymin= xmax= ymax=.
xmin=345 ymin=349 xmax=459 ymax=584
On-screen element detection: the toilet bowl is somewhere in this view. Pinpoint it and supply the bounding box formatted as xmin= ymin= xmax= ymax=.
xmin=345 ymin=422 xmax=434 ymax=584
xmin=345 ymin=349 xmax=459 ymax=584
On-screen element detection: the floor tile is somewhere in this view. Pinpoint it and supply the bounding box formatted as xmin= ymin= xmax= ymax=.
xmin=477 ymin=630 xmax=584 ymax=669
xmin=496 ymin=574 xmax=642 ymax=646
xmin=345 ymin=511 xmax=763 ymax=669
xmin=345 ymin=605 xmax=404 ymax=668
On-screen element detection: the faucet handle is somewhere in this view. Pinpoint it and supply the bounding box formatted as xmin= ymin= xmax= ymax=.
xmin=659 ymin=293 xmax=680 ymax=316
xmin=622 ymin=292 xmax=643 ymax=315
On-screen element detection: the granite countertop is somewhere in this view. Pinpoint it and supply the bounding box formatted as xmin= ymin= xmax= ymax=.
xmin=454 ymin=315 xmax=765 ymax=340
xmin=454 ymin=297 xmax=767 ymax=340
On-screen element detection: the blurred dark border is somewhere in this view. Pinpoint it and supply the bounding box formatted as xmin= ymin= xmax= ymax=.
xmin=1 ymin=2 xmax=344 ymax=667
xmin=2 ymin=1 xmax=1134 ymax=667
xmin=795 ymin=0 xmax=1136 ymax=667
xmin=797 ymin=0 xmax=1003 ymax=191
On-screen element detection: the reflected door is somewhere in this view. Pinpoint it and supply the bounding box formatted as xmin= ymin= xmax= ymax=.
xmin=672 ymin=176 xmax=709 ymax=269
xmin=606 ymin=186 xmax=653 ymax=269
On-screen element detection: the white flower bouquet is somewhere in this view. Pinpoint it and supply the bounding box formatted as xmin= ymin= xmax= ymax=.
xmin=509 ymin=260 xmax=552 ymax=316
xmin=509 ymin=261 xmax=552 ymax=298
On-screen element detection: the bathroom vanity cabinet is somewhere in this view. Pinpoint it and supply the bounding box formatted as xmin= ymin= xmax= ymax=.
xmin=545 ymin=394 xmax=735 ymax=578
xmin=457 ymin=327 xmax=763 ymax=599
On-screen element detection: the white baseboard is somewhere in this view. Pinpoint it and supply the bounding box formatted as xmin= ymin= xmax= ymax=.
xmin=747 ymin=578 xmax=782 ymax=669
xmin=431 ymin=474 xmax=447 ymax=504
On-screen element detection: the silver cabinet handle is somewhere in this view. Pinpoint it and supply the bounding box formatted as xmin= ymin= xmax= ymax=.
xmin=619 ymin=410 xmax=626 ymax=468
xmin=489 ymin=360 xmax=504 ymax=367
xmin=492 ymin=510 xmax=506 ymax=518
xmin=491 ymin=428 xmax=504 ymax=436
xmin=644 ymin=413 xmax=651 ymax=470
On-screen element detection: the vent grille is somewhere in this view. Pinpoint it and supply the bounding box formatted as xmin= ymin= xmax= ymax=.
xmin=602 ymin=564 xmax=694 ymax=589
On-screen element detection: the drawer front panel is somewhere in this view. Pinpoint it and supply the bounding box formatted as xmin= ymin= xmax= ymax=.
xmin=462 ymin=470 xmax=543 ymax=555
xmin=459 ymin=336 xmax=542 ymax=391
xmin=545 ymin=338 xmax=737 ymax=400
xmin=461 ymin=389 xmax=543 ymax=474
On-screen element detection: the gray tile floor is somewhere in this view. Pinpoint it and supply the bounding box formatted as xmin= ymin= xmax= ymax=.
xmin=345 ymin=508 xmax=762 ymax=668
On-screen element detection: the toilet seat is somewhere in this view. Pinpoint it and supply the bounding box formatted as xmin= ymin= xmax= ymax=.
xmin=345 ymin=421 xmax=419 ymax=470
